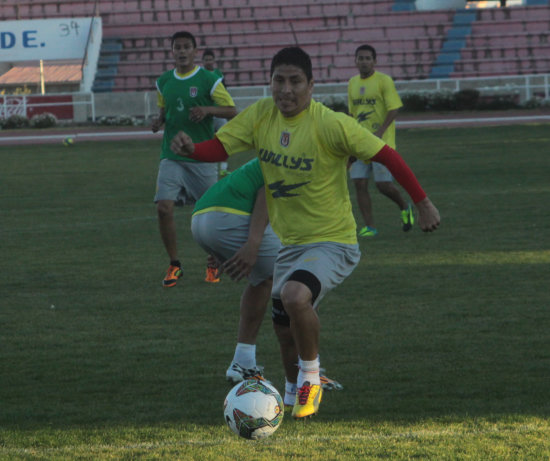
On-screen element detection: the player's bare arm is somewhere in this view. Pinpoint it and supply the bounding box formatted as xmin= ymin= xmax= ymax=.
xmin=189 ymin=105 xmax=237 ymax=123
xmin=151 ymin=107 xmax=165 ymax=133
xmin=374 ymin=108 xmax=399 ymax=138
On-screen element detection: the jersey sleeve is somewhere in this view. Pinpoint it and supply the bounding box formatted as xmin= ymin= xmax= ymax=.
xmin=156 ymin=90 xmax=165 ymax=108
xmin=215 ymin=100 xmax=262 ymax=154
xmin=322 ymin=110 xmax=385 ymax=161
xmin=382 ymin=75 xmax=403 ymax=111
xmin=211 ymin=81 xmax=235 ymax=107
xmin=347 ymin=78 xmax=354 ymax=117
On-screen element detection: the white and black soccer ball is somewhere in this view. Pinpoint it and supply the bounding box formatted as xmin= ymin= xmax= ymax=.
xmin=223 ymin=379 xmax=284 ymax=440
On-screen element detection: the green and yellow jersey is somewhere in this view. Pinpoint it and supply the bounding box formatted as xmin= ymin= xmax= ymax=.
xmin=156 ymin=65 xmax=235 ymax=162
xmin=347 ymin=71 xmax=402 ymax=148
xmin=192 ymin=158 xmax=264 ymax=216
xmin=216 ymin=98 xmax=386 ymax=246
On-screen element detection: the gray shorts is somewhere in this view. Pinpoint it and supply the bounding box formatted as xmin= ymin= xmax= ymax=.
xmin=271 ymin=242 xmax=361 ymax=309
xmin=191 ymin=211 xmax=281 ymax=286
xmin=349 ymin=160 xmax=393 ymax=182
xmin=213 ymin=117 xmax=227 ymax=132
xmin=154 ymin=158 xmax=218 ymax=206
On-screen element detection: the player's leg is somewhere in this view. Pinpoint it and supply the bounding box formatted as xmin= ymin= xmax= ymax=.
xmin=157 ymin=199 xmax=183 ymax=287
xmin=372 ymin=163 xmax=414 ymax=231
xmin=272 ymin=316 xmax=298 ymax=408
xmin=272 ymin=243 xmax=360 ymax=418
xmin=350 ymin=160 xmax=377 ymax=236
xmin=193 ymin=213 xmax=278 ymax=382
xmin=226 ymin=279 xmax=273 ymax=383
xmin=157 ymin=199 xmax=178 ymax=261
xmin=155 ymin=159 xmax=186 ymax=287
xmin=225 ymin=223 xmax=282 ymax=382
xmin=182 ymin=162 xmax=221 ymax=280
xmin=237 ymin=279 xmax=272 ymax=345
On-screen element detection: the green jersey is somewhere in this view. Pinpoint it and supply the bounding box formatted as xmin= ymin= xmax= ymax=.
xmin=156 ymin=66 xmax=227 ymax=162
xmin=192 ymin=158 xmax=264 ymax=216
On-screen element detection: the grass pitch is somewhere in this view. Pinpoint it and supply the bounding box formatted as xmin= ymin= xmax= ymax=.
xmin=1 ymin=123 xmax=549 ymax=460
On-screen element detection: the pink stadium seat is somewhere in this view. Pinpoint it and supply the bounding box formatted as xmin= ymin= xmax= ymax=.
xmin=6 ymin=0 xmax=548 ymax=89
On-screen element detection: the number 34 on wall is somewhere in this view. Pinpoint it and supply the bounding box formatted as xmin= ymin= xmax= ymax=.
xmin=59 ymin=21 xmax=80 ymax=37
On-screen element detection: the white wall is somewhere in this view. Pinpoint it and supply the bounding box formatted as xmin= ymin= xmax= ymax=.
xmin=79 ymin=17 xmax=102 ymax=93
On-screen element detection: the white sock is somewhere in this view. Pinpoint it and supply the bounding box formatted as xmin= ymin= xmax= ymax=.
xmin=284 ymin=379 xmax=297 ymax=406
xmin=220 ymin=161 xmax=228 ymax=170
xmin=232 ymin=343 xmax=256 ymax=369
xmin=297 ymin=356 xmax=321 ymax=387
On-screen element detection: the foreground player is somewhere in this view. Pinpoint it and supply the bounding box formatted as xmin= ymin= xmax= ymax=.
xmin=348 ymin=44 xmax=413 ymax=237
xmin=192 ymin=158 xmax=343 ymax=404
xmin=151 ymin=31 xmax=237 ymax=287
xmin=171 ymin=47 xmax=440 ymax=419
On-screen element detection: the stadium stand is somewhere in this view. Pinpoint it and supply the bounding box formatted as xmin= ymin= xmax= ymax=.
xmin=450 ymin=3 xmax=550 ymax=78
xmin=1 ymin=0 xmax=549 ymax=91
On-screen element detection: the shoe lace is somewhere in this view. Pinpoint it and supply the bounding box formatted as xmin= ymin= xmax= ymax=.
xmin=297 ymin=383 xmax=312 ymax=405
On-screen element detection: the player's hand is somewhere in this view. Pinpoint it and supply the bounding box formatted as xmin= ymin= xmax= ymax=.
xmin=170 ymin=131 xmax=195 ymax=157
xmin=151 ymin=117 xmax=163 ymax=133
xmin=189 ymin=106 xmax=209 ymax=123
xmin=221 ymin=242 xmax=259 ymax=282
xmin=416 ymin=197 xmax=440 ymax=232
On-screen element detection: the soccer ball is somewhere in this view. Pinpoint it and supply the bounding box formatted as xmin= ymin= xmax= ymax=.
xmin=223 ymin=379 xmax=284 ymax=440
xmin=62 ymin=137 xmax=74 ymax=146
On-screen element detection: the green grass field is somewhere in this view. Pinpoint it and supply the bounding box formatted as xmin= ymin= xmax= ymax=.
xmin=1 ymin=124 xmax=550 ymax=460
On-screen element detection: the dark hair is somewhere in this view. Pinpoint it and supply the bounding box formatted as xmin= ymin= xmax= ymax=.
xmin=202 ymin=48 xmax=215 ymax=59
xmin=171 ymin=31 xmax=196 ymax=48
xmin=270 ymin=47 xmax=313 ymax=81
xmin=355 ymin=44 xmax=376 ymax=60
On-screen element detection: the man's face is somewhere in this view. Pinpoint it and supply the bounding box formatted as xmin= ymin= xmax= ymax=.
xmin=202 ymin=55 xmax=215 ymax=71
xmin=355 ymin=49 xmax=376 ymax=78
xmin=172 ymin=37 xmax=196 ymax=73
xmin=270 ymin=64 xmax=313 ymax=118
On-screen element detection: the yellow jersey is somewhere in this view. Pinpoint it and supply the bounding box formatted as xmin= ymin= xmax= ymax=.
xmin=216 ymin=98 xmax=385 ymax=245
xmin=347 ymin=71 xmax=402 ymax=148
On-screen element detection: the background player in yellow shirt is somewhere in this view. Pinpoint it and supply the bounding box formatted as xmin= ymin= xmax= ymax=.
xmin=348 ymin=44 xmax=413 ymax=237
xmin=170 ymin=47 xmax=440 ymax=419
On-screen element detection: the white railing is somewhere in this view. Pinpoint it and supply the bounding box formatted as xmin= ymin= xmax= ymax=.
xmin=3 ymin=73 xmax=548 ymax=123
xmin=0 ymin=93 xmax=96 ymax=121
xmin=225 ymin=73 xmax=550 ymax=109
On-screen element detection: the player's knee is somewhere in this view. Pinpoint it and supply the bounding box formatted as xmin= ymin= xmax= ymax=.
xmin=156 ymin=200 xmax=174 ymax=218
xmin=281 ymin=270 xmax=321 ymax=311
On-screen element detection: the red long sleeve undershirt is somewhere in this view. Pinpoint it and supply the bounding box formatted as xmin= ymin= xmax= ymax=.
xmin=371 ymin=145 xmax=426 ymax=204
xmin=190 ymin=137 xmax=228 ymax=162
xmin=190 ymin=138 xmax=426 ymax=204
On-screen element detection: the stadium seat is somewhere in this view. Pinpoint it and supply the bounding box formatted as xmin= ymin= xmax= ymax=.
xmin=3 ymin=0 xmax=548 ymax=89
